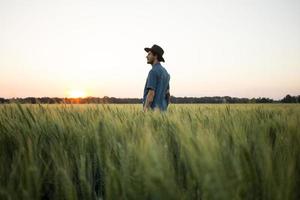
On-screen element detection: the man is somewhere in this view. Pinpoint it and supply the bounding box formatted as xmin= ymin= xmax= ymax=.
xmin=143 ymin=44 xmax=171 ymax=111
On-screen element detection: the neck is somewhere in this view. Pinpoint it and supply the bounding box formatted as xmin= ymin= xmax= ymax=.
xmin=152 ymin=60 xmax=159 ymax=67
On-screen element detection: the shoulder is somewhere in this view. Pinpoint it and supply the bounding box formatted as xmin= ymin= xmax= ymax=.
xmin=148 ymin=68 xmax=159 ymax=76
xmin=160 ymin=65 xmax=170 ymax=77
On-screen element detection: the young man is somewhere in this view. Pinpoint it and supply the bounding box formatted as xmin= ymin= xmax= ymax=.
xmin=143 ymin=44 xmax=170 ymax=111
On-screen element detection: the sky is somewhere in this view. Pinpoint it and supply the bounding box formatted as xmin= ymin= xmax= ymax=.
xmin=0 ymin=0 xmax=299 ymax=100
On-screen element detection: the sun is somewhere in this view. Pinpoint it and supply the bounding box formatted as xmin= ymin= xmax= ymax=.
xmin=68 ymin=89 xmax=86 ymax=98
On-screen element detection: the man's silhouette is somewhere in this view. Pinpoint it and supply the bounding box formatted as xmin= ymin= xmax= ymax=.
xmin=143 ymin=44 xmax=170 ymax=111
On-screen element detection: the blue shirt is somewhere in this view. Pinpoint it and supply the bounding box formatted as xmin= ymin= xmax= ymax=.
xmin=143 ymin=62 xmax=170 ymax=111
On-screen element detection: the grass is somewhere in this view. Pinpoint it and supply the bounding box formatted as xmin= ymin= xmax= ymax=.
xmin=0 ymin=103 xmax=299 ymax=200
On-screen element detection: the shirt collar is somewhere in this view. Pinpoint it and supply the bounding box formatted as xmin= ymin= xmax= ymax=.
xmin=152 ymin=62 xmax=161 ymax=68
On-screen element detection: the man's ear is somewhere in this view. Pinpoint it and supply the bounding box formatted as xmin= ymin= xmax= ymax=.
xmin=152 ymin=53 xmax=158 ymax=61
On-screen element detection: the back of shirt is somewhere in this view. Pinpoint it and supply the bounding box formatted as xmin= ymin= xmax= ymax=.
xmin=143 ymin=62 xmax=170 ymax=111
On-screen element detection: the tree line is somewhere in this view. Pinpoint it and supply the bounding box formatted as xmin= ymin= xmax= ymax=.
xmin=0 ymin=94 xmax=299 ymax=104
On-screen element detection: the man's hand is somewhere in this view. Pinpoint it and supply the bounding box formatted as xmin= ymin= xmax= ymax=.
xmin=143 ymin=89 xmax=155 ymax=111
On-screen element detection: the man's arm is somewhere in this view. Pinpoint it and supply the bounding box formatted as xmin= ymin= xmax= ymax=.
xmin=143 ymin=89 xmax=155 ymax=111
xmin=166 ymin=89 xmax=170 ymax=105
xmin=165 ymin=82 xmax=170 ymax=105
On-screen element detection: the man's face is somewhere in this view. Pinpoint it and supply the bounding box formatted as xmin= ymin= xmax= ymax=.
xmin=146 ymin=51 xmax=157 ymax=65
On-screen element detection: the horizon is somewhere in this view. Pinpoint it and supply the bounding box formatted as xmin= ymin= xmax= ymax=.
xmin=1 ymin=94 xmax=295 ymax=101
xmin=1 ymin=0 xmax=299 ymax=100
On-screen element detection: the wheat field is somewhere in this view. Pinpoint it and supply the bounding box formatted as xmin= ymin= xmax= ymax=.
xmin=0 ymin=104 xmax=299 ymax=200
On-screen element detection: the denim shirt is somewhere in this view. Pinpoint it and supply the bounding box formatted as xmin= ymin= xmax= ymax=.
xmin=143 ymin=62 xmax=170 ymax=111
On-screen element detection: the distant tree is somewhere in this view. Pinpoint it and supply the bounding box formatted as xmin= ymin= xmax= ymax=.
xmin=281 ymin=94 xmax=297 ymax=103
xmin=24 ymin=97 xmax=37 ymax=104
xmin=0 ymin=98 xmax=9 ymax=104
xmin=256 ymin=97 xmax=273 ymax=103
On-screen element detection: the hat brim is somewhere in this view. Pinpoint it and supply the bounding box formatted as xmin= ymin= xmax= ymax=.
xmin=144 ymin=47 xmax=165 ymax=62
xmin=144 ymin=47 xmax=151 ymax=52
xmin=158 ymin=56 xmax=165 ymax=62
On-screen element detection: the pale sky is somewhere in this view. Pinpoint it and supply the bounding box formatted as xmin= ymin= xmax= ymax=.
xmin=0 ymin=0 xmax=299 ymax=99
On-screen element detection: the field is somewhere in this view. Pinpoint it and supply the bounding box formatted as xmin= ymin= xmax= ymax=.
xmin=0 ymin=104 xmax=299 ymax=200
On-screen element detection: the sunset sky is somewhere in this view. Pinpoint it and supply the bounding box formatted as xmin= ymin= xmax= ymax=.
xmin=1 ymin=0 xmax=299 ymax=99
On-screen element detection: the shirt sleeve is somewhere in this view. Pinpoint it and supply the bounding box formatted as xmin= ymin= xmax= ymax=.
xmin=146 ymin=70 xmax=158 ymax=91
